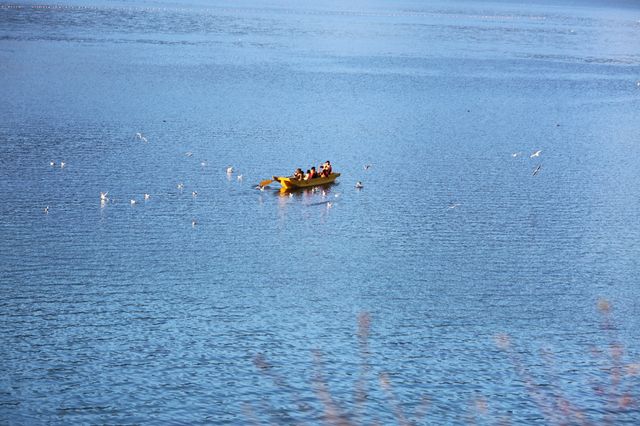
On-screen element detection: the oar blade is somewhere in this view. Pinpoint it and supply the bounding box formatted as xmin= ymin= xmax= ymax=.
xmin=259 ymin=178 xmax=275 ymax=187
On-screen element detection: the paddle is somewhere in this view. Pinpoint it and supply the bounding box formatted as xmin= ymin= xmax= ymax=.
xmin=259 ymin=177 xmax=278 ymax=187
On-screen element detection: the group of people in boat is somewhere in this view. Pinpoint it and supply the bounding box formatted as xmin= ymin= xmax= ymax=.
xmin=292 ymin=161 xmax=332 ymax=181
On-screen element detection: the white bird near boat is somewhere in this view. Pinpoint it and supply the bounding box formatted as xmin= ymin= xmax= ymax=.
xmin=134 ymin=132 xmax=148 ymax=143
xmin=530 ymin=150 xmax=542 ymax=158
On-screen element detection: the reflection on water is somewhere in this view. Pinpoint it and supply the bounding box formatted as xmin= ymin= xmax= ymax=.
xmin=1 ymin=0 xmax=640 ymax=423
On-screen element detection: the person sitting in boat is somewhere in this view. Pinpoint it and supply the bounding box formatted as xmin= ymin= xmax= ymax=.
xmin=293 ymin=168 xmax=304 ymax=180
xmin=307 ymin=167 xmax=318 ymax=180
xmin=320 ymin=161 xmax=332 ymax=177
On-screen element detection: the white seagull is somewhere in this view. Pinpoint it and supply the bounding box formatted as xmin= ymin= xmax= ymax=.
xmin=134 ymin=132 xmax=148 ymax=143
xmin=226 ymin=166 xmax=234 ymax=174
xmin=237 ymin=174 xmax=243 ymax=181
xmin=60 ymin=162 xmax=66 ymax=168
xmin=177 ymin=183 xmax=185 ymax=190
xmin=43 ymin=206 xmax=49 ymax=214
xmin=100 ymin=191 xmax=109 ymax=201
xmin=363 ymin=164 xmax=372 ymax=170
xmin=192 ymin=191 xmax=198 ymax=197
xmin=144 ymin=193 xmax=151 ymax=200
xmin=191 ymin=219 xmax=197 ymax=227
xmin=530 ymin=150 xmax=542 ymax=158
xmin=130 ymin=199 xmax=137 ymax=205
xmin=49 ymin=161 xmax=56 ymax=167
xmin=355 ymin=181 xmax=364 ymax=189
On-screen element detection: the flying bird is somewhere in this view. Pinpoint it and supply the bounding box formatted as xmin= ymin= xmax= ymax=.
xmin=530 ymin=150 xmax=542 ymax=158
xmin=134 ymin=132 xmax=148 ymax=143
xmin=355 ymin=181 xmax=364 ymax=189
xmin=532 ymin=165 xmax=542 ymax=176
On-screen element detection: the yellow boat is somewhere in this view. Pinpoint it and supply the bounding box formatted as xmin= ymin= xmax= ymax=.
xmin=273 ymin=173 xmax=341 ymax=190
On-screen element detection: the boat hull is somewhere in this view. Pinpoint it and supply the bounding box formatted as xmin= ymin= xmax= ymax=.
xmin=275 ymin=173 xmax=340 ymax=190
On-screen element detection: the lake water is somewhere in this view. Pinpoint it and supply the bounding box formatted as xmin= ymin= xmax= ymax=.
xmin=1 ymin=0 xmax=640 ymax=423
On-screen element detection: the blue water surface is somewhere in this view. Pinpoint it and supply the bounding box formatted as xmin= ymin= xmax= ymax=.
xmin=1 ymin=0 xmax=640 ymax=423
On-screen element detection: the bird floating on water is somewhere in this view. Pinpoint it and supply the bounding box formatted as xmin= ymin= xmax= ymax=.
xmin=530 ymin=150 xmax=542 ymax=158
xmin=355 ymin=181 xmax=364 ymax=189
xmin=226 ymin=166 xmax=234 ymax=174
xmin=60 ymin=162 xmax=65 ymax=168
xmin=192 ymin=191 xmax=198 ymax=197
xmin=237 ymin=174 xmax=243 ymax=181
xmin=532 ymin=165 xmax=542 ymax=176
xmin=363 ymin=164 xmax=372 ymax=170
xmin=49 ymin=161 xmax=56 ymax=167
xmin=191 ymin=219 xmax=197 ymax=228
xmin=326 ymin=202 xmax=333 ymax=209
xmin=43 ymin=206 xmax=49 ymax=214
xmin=185 ymin=151 xmax=193 ymax=157
xmin=130 ymin=199 xmax=137 ymax=205
xmin=511 ymin=152 xmax=521 ymax=158
xmin=177 ymin=183 xmax=185 ymax=190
